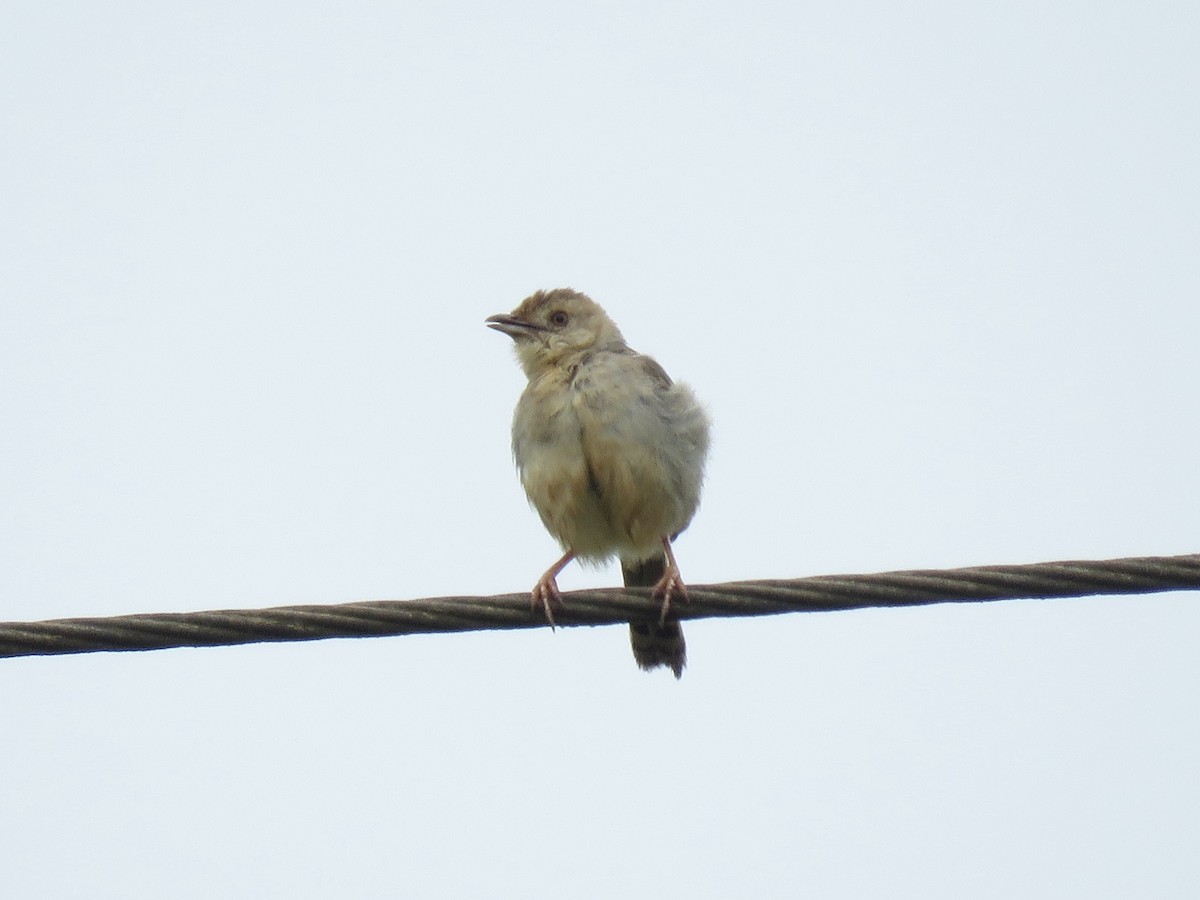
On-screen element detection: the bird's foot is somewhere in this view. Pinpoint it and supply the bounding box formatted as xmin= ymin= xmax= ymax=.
xmin=652 ymin=566 xmax=689 ymax=626
xmin=531 ymin=573 xmax=564 ymax=628
xmin=531 ymin=550 xmax=575 ymax=628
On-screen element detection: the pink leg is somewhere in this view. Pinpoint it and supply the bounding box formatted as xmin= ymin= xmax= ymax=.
xmin=652 ymin=537 xmax=689 ymax=625
xmin=532 ymin=550 xmax=575 ymax=628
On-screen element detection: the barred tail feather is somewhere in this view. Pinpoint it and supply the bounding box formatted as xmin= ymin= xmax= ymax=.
xmin=622 ymin=558 xmax=686 ymax=678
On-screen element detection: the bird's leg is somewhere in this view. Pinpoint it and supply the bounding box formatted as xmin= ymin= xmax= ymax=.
xmin=532 ymin=550 xmax=575 ymax=628
xmin=652 ymin=537 xmax=689 ymax=626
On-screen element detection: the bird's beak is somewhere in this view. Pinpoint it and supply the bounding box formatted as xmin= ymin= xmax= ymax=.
xmin=485 ymin=313 xmax=543 ymax=339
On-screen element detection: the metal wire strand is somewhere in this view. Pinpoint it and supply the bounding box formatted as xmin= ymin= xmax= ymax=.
xmin=1 ymin=552 xmax=1197 ymax=659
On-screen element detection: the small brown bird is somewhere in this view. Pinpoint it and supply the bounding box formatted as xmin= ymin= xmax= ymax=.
xmin=486 ymin=288 xmax=711 ymax=677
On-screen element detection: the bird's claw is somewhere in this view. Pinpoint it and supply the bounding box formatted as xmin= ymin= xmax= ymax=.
xmin=531 ymin=576 xmax=564 ymax=628
xmin=652 ymin=568 xmax=689 ymax=626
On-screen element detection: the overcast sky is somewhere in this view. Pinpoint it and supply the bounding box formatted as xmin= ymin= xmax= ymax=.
xmin=3 ymin=2 xmax=1198 ymax=897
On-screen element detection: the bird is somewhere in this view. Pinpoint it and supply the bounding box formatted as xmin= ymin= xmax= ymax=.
xmin=486 ymin=288 xmax=711 ymax=677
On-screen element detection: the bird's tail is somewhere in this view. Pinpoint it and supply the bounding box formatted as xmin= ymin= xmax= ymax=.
xmin=622 ymin=557 xmax=686 ymax=679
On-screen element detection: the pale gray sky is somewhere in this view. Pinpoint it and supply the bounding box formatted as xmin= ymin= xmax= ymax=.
xmin=3 ymin=2 xmax=1198 ymax=897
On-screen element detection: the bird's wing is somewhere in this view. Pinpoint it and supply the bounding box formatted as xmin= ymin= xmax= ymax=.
xmin=637 ymin=353 xmax=673 ymax=389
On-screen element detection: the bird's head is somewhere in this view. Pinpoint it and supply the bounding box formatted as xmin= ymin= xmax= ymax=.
xmin=486 ymin=288 xmax=626 ymax=378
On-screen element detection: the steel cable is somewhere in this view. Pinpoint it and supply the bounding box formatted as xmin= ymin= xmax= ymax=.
xmin=1 ymin=552 xmax=1197 ymax=659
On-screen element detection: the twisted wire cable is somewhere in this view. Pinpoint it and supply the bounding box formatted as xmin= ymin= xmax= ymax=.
xmin=1 ymin=552 xmax=1197 ymax=659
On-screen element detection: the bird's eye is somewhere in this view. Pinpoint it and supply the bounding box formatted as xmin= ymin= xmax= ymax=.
xmin=549 ymin=310 xmax=569 ymax=327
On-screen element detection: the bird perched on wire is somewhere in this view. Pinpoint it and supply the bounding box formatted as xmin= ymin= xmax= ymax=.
xmin=486 ymin=288 xmax=711 ymax=677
